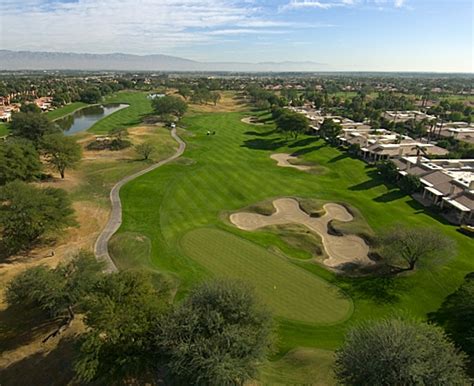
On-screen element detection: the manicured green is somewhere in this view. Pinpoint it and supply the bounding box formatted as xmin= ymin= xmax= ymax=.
xmin=115 ymin=109 xmax=474 ymax=382
xmin=47 ymin=102 xmax=88 ymax=120
xmin=181 ymin=228 xmax=352 ymax=323
xmin=89 ymin=92 xmax=153 ymax=134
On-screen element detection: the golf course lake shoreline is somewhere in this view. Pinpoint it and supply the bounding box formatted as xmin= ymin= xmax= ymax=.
xmin=56 ymin=103 xmax=129 ymax=135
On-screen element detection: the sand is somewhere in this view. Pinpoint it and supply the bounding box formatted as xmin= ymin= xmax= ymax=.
xmin=230 ymin=198 xmax=371 ymax=268
xmin=271 ymin=153 xmax=312 ymax=171
xmin=241 ymin=116 xmax=263 ymax=125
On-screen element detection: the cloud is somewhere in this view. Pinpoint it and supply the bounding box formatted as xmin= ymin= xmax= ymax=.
xmin=281 ymin=0 xmax=354 ymax=10
xmin=0 ymin=0 xmax=303 ymax=54
xmin=281 ymin=0 xmax=408 ymax=11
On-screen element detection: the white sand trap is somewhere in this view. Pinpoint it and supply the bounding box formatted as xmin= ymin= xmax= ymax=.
xmin=230 ymin=198 xmax=372 ymax=268
xmin=271 ymin=153 xmax=312 ymax=171
xmin=241 ymin=116 xmax=263 ymax=125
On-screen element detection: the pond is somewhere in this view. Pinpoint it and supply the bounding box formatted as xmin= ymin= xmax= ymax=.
xmin=56 ymin=103 xmax=129 ymax=135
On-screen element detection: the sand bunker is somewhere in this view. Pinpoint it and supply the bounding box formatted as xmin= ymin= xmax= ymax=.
xmin=271 ymin=153 xmax=312 ymax=171
xmin=230 ymin=198 xmax=371 ymax=268
xmin=241 ymin=116 xmax=263 ymax=125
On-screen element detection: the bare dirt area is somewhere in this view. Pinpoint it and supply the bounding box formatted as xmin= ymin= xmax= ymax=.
xmin=230 ymin=198 xmax=372 ymax=268
xmin=0 ymin=200 xmax=107 ymax=378
xmin=271 ymin=153 xmax=312 ymax=171
xmin=189 ymin=91 xmax=247 ymax=113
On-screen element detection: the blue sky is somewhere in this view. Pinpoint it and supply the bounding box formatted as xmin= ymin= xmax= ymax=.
xmin=0 ymin=0 xmax=472 ymax=72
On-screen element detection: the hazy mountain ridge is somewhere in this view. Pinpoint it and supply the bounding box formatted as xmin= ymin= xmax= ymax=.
xmin=0 ymin=50 xmax=325 ymax=72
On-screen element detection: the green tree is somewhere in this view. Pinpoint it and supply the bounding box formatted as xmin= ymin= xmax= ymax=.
xmin=0 ymin=138 xmax=42 ymax=185
xmin=376 ymin=160 xmax=398 ymax=182
xmin=20 ymin=103 xmax=42 ymax=113
xmin=75 ymin=271 xmax=165 ymax=383
xmin=79 ymin=87 xmax=101 ymax=104
xmin=41 ymin=133 xmax=82 ymax=179
xmin=319 ymin=118 xmax=342 ymax=145
xmin=399 ymin=174 xmax=421 ymax=193
xmin=276 ymin=110 xmax=309 ymax=139
xmin=6 ymin=251 xmax=103 ymax=340
xmin=152 ymin=95 xmax=187 ymax=117
xmin=135 ymin=141 xmax=155 ymax=160
xmin=335 ymin=318 xmax=469 ymax=385
xmin=0 ymin=181 xmax=76 ymax=255
xmin=430 ymin=273 xmax=474 ymax=357
xmin=210 ymin=91 xmax=221 ymax=106
xmin=158 ymin=279 xmax=273 ymax=385
xmin=10 ymin=111 xmax=56 ymax=142
xmin=177 ymin=86 xmax=191 ymax=100
xmin=379 ymin=226 xmax=455 ymax=271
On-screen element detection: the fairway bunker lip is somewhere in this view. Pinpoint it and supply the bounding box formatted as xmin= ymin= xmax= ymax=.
xmin=271 ymin=153 xmax=312 ymax=171
xmin=230 ymin=198 xmax=372 ymax=268
xmin=241 ymin=116 xmax=264 ymax=125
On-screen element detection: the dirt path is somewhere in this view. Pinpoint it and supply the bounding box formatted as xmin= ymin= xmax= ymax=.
xmin=271 ymin=153 xmax=311 ymax=171
xmin=94 ymin=128 xmax=186 ymax=272
xmin=230 ymin=198 xmax=371 ymax=267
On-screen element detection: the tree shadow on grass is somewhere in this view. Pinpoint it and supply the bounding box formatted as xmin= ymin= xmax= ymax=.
xmin=336 ymin=275 xmax=408 ymax=305
xmin=290 ymin=144 xmax=326 ymax=156
xmin=244 ymin=129 xmax=277 ymax=137
xmin=0 ymin=336 xmax=76 ymax=386
xmin=349 ymin=171 xmax=384 ymax=191
xmin=241 ymin=138 xmax=287 ymax=151
xmin=328 ymin=153 xmax=351 ymax=163
xmin=373 ymin=189 xmax=407 ymax=203
xmin=288 ymin=137 xmax=319 ymax=148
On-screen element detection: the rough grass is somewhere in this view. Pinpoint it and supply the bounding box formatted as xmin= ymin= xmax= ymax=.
xmin=266 ymin=223 xmax=325 ymax=260
xmin=0 ymin=123 xmax=8 ymax=136
xmin=108 ymin=231 xmax=152 ymax=270
xmin=260 ymin=348 xmax=336 ymax=385
xmin=180 ymin=228 xmax=353 ymax=324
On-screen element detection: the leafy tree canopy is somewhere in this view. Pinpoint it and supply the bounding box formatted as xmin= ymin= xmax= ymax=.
xmin=335 ymin=318 xmax=469 ymax=385
xmin=152 ymin=95 xmax=187 ymax=117
xmin=0 ymin=138 xmax=42 ymax=185
xmin=158 ymin=279 xmax=273 ymax=385
xmin=41 ymin=133 xmax=82 ymax=179
xmin=0 ymin=181 xmax=76 ymax=255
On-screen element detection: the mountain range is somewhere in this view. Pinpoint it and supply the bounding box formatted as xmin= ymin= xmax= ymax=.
xmin=0 ymin=50 xmax=325 ymax=72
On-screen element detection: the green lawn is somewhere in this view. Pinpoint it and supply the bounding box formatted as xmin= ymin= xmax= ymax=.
xmin=114 ymin=110 xmax=474 ymax=382
xmin=89 ymin=92 xmax=153 ymax=134
xmin=46 ymin=102 xmax=88 ymax=120
xmin=181 ymin=228 xmax=352 ymax=324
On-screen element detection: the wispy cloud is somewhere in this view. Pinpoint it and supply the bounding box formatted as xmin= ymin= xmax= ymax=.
xmin=281 ymin=0 xmax=355 ymax=11
xmin=0 ymin=0 xmax=309 ymax=54
xmin=281 ymin=0 xmax=408 ymax=11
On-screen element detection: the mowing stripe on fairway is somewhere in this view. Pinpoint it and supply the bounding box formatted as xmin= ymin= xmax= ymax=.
xmin=180 ymin=228 xmax=353 ymax=324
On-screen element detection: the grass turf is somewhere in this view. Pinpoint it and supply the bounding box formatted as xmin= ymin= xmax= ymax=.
xmin=114 ymin=109 xmax=474 ymax=382
xmin=180 ymin=228 xmax=352 ymax=323
xmin=88 ymin=92 xmax=153 ymax=134
xmin=46 ymin=102 xmax=88 ymax=120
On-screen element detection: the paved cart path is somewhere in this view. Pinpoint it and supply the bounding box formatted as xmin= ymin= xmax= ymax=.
xmin=94 ymin=128 xmax=186 ymax=272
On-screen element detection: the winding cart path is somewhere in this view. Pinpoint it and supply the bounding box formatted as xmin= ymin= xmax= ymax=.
xmin=94 ymin=128 xmax=186 ymax=272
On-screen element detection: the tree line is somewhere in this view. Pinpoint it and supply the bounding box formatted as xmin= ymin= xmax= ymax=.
xmin=6 ymin=250 xmax=473 ymax=384
xmin=0 ymin=104 xmax=81 ymax=256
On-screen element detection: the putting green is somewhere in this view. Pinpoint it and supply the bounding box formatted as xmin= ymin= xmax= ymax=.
xmin=180 ymin=228 xmax=353 ymax=324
